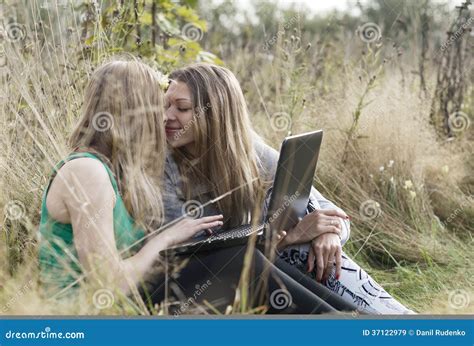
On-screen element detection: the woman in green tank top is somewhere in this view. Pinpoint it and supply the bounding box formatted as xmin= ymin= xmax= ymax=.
xmin=38 ymin=59 xmax=224 ymax=297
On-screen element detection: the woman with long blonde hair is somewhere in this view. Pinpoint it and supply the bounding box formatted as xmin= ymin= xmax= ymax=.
xmin=38 ymin=59 xmax=224 ymax=298
xmin=163 ymin=63 xmax=414 ymax=314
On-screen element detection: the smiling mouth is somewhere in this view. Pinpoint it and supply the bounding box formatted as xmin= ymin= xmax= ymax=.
xmin=165 ymin=127 xmax=182 ymax=132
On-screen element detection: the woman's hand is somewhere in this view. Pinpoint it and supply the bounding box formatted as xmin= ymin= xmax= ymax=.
xmin=277 ymin=209 xmax=348 ymax=249
xmin=307 ymin=233 xmax=342 ymax=283
xmin=153 ymin=214 xmax=224 ymax=248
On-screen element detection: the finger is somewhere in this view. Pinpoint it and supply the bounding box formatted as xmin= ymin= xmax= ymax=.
xmin=319 ymin=225 xmax=342 ymax=235
xmin=198 ymin=214 xmax=224 ymax=224
xmin=307 ymin=246 xmax=315 ymax=273
xmin=335 ymin=246 xmax=342 ymax=280
xmin=315 ymin=244 xmax=325 ymax=282
xmin=323 ymin=247 xmax=336 ymax=282
xmin=320 ymin=216 xmax=343 ymax=229
xmin=319 ymin=209 xmax=348 ymax=219
xmin=199 ymin=220 xmax=224 ymax=230
xmin=321 ymin=246 xmax=330 ymax=283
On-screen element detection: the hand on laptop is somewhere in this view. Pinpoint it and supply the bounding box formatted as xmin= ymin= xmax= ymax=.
xmin=158 ymin=214 xmax=224 ymax=248
xmin=277 ymin=209 xmax=348 ymax=250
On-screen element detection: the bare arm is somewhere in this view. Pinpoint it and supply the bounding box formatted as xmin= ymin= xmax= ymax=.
xmin=51 ymin=158 xmax=223 ymax=295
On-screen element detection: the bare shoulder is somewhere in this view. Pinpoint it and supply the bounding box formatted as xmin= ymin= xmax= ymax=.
xmin=61 ymin=157 xmax=110 ymax=180
xmin=46 ymin=157 xmax=115 ymax=223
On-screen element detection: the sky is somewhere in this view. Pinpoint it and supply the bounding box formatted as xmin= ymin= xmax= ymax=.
xmin=215 ymin=0 xmax=458 ymax=14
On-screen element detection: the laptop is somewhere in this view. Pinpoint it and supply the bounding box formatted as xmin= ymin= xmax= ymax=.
xmin=160 ymin=130 xmax=323 ymax=257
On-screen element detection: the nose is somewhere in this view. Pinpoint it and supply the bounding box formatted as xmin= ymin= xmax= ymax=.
xmin=165 ymin=106 xmax=176 ymax=122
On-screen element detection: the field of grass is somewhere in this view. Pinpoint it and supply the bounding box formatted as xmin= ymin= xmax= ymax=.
xmin=0 ymin=0 xmax=472 ymax=315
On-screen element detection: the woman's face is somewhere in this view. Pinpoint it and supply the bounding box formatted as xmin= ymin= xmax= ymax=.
xmin=164 ymin=80 xmax=195 ymax=149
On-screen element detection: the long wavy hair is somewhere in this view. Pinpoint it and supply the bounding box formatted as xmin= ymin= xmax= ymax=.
xmin=69 ymin=59 xmax=166 ymax=230
xmin=169 ymin=63 xmax=265 ymax=227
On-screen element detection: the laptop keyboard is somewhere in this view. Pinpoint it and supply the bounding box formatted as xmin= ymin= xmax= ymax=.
xmin=206 ymin=223 xmax=265 ymax=242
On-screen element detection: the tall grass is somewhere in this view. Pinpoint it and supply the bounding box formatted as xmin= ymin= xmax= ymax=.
xmin=1 ymin=1 xmax=473 ymax=315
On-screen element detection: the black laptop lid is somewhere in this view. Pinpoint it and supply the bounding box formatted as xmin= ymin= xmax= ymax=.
xmin=265 ymin=130 xmax=323 ymax=241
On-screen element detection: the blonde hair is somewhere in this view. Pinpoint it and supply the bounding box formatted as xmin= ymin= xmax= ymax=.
xmin=169 ymin=63 xmax=265 ymax=227
xmin=69 ymin=59 xmax=166 ymax=230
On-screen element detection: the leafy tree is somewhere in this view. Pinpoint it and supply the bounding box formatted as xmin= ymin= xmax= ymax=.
xmin=79 ymin=0 xmax=222 ymax=73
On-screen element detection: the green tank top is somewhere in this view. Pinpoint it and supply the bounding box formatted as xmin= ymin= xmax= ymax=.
xmin=38 ymin=152 xmax=145 ymax=295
